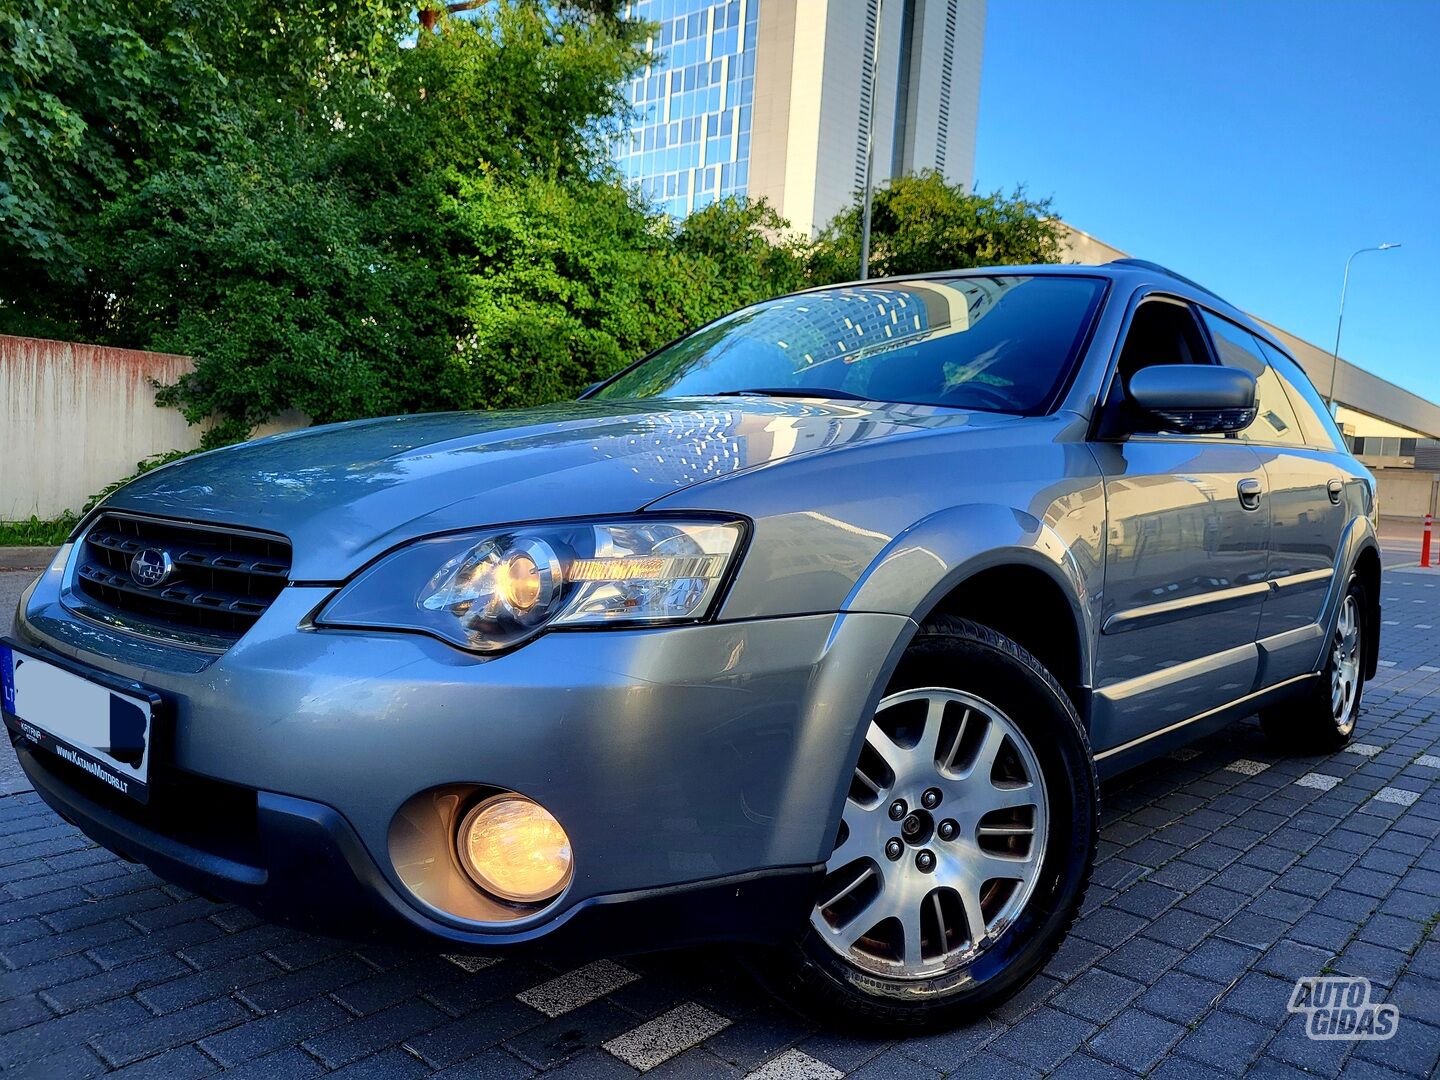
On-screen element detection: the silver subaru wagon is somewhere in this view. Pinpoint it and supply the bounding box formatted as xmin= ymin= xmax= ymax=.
xmin=3 ymin=260 xmax=1379 ymax=1030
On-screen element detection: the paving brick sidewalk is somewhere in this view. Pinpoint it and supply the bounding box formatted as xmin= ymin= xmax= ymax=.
xmin=1 ymin=568 xmax=1437 ymax=1079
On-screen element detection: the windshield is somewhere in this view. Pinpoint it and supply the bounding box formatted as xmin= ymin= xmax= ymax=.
xmin=594 ymin=275 xmax=1106 ymax=413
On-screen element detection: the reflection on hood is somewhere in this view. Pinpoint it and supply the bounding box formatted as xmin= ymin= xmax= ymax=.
xmin=104 ymin=397 xmax=1005 ymax=579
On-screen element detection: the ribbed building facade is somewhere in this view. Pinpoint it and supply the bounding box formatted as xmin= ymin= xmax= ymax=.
xmin=613 ymin=0 xmax=986 ymax=235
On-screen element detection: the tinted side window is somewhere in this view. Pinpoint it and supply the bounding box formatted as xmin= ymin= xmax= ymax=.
xmin=1115 ymin=299 xmax=1211 ymax=390
xmin=1254 ymin=341 xmax=1347 ymax=451
xmin=1199 ymin=312 xmax=1305 ymax=446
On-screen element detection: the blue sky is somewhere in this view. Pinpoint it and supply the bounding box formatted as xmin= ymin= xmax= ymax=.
xmin=975 ymin=0 xmax=1438 ymax=402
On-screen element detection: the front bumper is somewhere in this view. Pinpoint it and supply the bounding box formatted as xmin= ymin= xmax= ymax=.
xmin=15 ymin=742 xmax=820 ymax=953
xmin=12 ymin=567 xmax=912 ymax=950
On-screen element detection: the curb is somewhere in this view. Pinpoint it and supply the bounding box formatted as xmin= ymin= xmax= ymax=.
xmin=0 ymin=547 xmax=58 ymax=572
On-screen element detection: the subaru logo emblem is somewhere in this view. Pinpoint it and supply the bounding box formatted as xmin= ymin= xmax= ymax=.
xmin=129 ymin=548 xmax=174 ymax=590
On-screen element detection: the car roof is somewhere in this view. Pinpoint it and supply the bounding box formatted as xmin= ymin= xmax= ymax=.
xmin=819 ymin=260 xmax=1292 ymax=361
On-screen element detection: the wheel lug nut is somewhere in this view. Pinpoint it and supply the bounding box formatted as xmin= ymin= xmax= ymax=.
xmin=937 ymin=819 xmax=958 ymax=841
xmin=921 ymin=788 xmax=942 ymax=809
xmin=916 ymin=850 xmax=936 ymax=873
xmin=888 ymin=800 xmax=907 ymax=821
xmin=885 ymin=838 xmax=903 ymax=860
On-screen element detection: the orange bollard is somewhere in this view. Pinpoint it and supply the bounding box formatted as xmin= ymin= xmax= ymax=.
xmin=1424 ymin=513 xmax=1434 ymax=568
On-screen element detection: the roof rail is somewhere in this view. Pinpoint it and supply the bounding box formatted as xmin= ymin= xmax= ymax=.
xmin=1107 ymin=258 xmax=1234 ymax=307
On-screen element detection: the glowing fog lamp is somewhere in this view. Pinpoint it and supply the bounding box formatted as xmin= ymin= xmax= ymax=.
xmin=457 ymin=794 xmax=573 ymax=904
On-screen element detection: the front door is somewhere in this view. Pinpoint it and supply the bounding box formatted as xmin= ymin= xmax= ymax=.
xmin=1089 ymin=298 xmax=1270 ymax=753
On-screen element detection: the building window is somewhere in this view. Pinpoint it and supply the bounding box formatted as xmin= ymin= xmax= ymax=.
xmin=613 ymin=0 xmax=759 ymax=218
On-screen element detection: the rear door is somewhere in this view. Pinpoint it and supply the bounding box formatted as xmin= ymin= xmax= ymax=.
xmin=1255 ymin=336 xmax=1362 ymax=683
xmin=1195 ymin=311 xmax=1353 ymax=685
xmin=1089 ymin=296 xmax=1271 ymax=753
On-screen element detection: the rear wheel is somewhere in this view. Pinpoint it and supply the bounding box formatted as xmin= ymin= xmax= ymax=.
xmin=759 ymin=617 xmax=1097 ymax=1033
xmin=1261 ymin=575 xmax=1367 ymax=753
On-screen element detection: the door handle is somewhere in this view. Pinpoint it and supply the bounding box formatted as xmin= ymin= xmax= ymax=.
xmin=1327 ymin=478 xmax=1344 ymax=505
xmin=1237 ymin=477 xmax=1263 ymax=511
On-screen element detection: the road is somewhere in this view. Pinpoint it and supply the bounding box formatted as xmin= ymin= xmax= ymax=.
xmin=1379 ymin=530 xmax=1427 ymax=569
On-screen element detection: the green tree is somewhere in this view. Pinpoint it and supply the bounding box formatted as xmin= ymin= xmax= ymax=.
xmin=100 ymin=132 xmax=464 ymax=447
xmin=449 ymin=185 xmax=808 ymax=410
xmin=0 ymin=0 xmax=415 ymax=339
xmin=808 ymin=171 xmax=1065 ymax=284
xmin=87 ymin=2 xmax=818 ymax=443
xmin=4 ymin=0 xmax=1056 ymax=452
xmin=386 ymin=2 xmax=648 ymax=182
xmin=87 ymin=1 xmax=664 ymax=444
xmin=674 ymin=197 xmax=810 ymax=305
xmin=447 ymin=172 xmax=686 ymax=410
xmin=0 ymin=0 xmax=224 ymax=336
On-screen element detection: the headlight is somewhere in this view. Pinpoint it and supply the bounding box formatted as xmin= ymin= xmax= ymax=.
xmin=317 ymin=517 xmax=746 ymax=652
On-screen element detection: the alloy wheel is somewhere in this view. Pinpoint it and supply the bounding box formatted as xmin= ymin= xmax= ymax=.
xmin=1331 ymin=594 xmax=1361 ymax=731
xmin=811 ymin=688 xmax=1049 ymax=979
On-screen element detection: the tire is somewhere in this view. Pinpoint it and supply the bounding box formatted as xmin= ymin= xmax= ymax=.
xmin=1261 ymin=574 xmax=1367 ymax=753
xmin=755 ymin=616 xmax=1098 ymax=1033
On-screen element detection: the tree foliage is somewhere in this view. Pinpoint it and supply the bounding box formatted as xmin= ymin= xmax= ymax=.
xmin=0 ymin=0 xmax=222 ymax=333
xmin=101 ymin=132 xmax=462 ymax=446
xmin=0 ymin=0 xmax=420 ymax=339
xmin=809 ymin=171 xmax=1065 ymax=284
xmin=1 ymin=3 xmax=1062 ymax=447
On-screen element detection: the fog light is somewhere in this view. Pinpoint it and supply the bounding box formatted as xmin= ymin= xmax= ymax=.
xmin=457 ymin=794 xmax=572 ymax=904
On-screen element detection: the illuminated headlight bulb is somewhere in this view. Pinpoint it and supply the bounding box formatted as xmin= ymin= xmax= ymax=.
xmin=496 ymin=538 xmax=560 ymax=621
xmin=457 ymin=795 xmax=573 ymax=904
xmin=501 ymin=552 xmax=541 ymax=610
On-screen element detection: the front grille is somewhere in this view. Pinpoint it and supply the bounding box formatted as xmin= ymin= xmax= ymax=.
xmin=72 ymin=513 xmax=291 ymax=646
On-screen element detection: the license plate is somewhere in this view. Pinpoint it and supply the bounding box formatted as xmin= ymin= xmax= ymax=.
xmin=1 ymin=641 xmax=161 ymax=803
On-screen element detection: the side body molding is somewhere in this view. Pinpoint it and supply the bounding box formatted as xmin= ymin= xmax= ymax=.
xmin=840 ymin=502 xmax=1102 ymax=696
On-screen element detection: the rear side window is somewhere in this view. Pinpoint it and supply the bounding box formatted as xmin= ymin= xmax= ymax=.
xmin=1199 ymin=311 xmax=1305 ymax=446
xmin=1254 ymin=341 xmax=1348 ymax=451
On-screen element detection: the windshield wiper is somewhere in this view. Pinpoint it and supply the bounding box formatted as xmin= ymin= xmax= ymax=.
xmin=710 ymin=387 xmax=871 ymax=402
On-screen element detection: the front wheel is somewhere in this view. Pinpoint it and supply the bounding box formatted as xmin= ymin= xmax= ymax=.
xmin=757 ymin=617 xmax=1098 ymax=1033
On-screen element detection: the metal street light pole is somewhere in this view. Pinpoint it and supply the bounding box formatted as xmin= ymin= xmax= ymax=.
xmin=858 ymin=0 xmax=884 ymax=281
xmin=1326 ymin=242 xmax=1400 ymax=409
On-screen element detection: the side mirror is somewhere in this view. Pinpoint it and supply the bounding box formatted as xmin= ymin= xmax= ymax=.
xmin=1126 ymin=365 xmax=1257 ymax=435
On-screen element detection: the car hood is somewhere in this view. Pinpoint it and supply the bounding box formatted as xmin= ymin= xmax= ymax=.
xmin=100 ymin=397 xmax=1012 ymax=579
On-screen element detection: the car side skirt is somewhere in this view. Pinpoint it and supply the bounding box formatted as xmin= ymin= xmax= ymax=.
xmin=1093 ymin=672 xmax=1319 ymax=779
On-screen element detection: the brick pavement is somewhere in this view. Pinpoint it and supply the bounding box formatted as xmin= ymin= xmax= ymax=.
xmin=1 ymin=566 xmax=1437 ymax=1078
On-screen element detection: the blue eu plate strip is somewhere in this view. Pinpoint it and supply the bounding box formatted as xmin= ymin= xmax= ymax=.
xmin=0 ymin=643 xmax=14 ymax=715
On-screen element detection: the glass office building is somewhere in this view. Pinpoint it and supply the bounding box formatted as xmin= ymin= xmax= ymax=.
xmin=613 ymin=1 xmax=986 ymax=234
xmin=614 ymin=0 xmax=760 ymax=220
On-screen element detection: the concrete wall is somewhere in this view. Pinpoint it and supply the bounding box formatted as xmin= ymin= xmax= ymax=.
xmin=1252 ymin=319 xmax=1440 ymax=441
xmin=1059 ymin=225 xmax=1128 ymax=265
xmin=2 ymin=336 xmax=306 ymax=519
xmin=2 ymin=335 xmax=209 ymax=520
xmin=1375 ymin=468 xmax=1440 ymax=522
xmin=1335 ymin=406 xmax=1423 ymax=439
